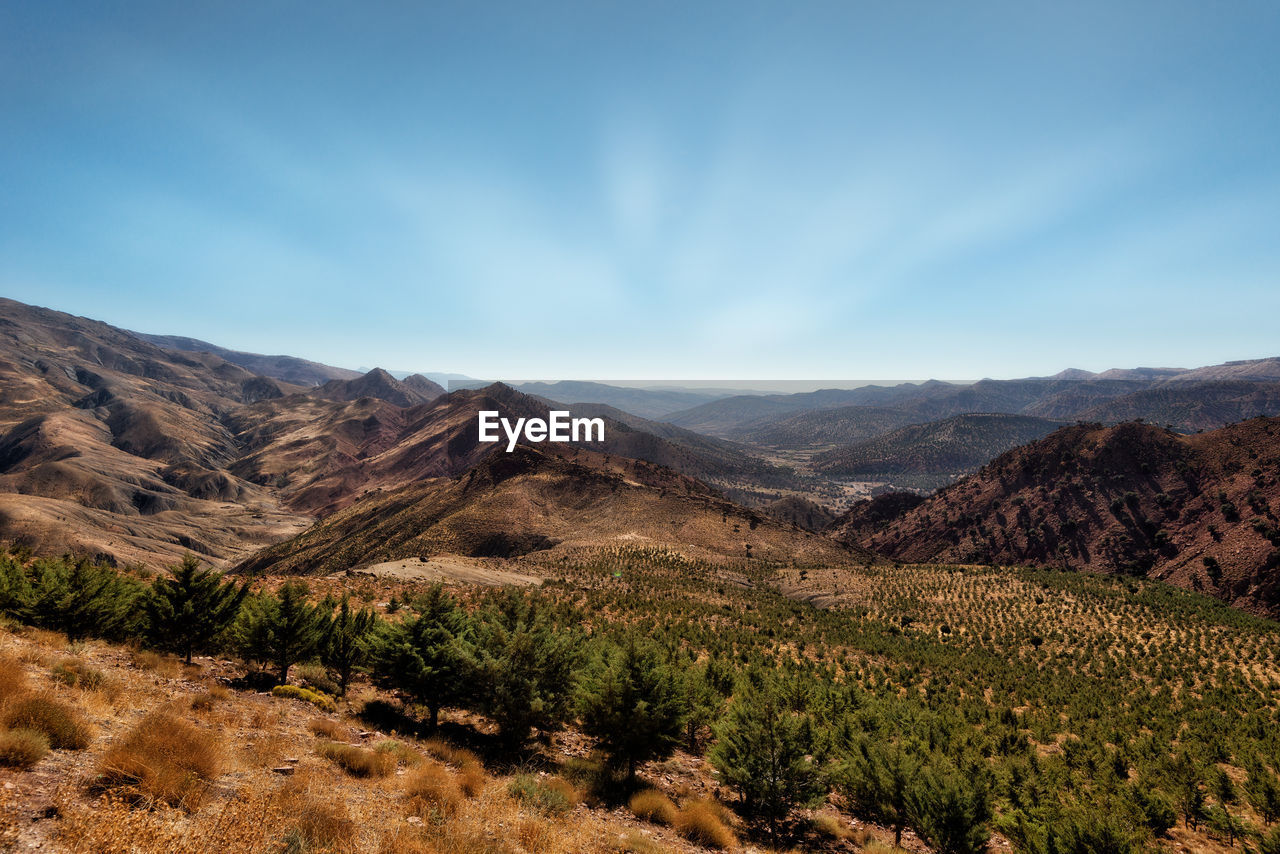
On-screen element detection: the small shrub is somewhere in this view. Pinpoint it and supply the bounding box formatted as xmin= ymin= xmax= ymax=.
xmin=0 ymin=728 xmax=49 ymax=768
xmin=1 ymin=694 xmax=91 ymax=750
xmin=271 ymin=684 xmax=335 ymax=712
xmin=316 ymin=741 xmax=393 ymax=778
xmin=674 ymin=799 xmax=736 ymax=849
xmin=508 ymin=773 xmax=575 ymax=817
xmin=374 ymin=738 xmax=423 ymax=765
xmin=629 ymin=788 xmax=678 ymax=825
xmin=404 ymin=762 xmax=462 ymax=818
xmin=95 ymin=711 xmax=221 ymax=808
xmin=297 ymin=663 xmax=341 ymax=697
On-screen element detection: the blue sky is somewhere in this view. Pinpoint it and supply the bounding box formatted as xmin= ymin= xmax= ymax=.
xmin=2 ymin=1 xmax=1278 ymax=381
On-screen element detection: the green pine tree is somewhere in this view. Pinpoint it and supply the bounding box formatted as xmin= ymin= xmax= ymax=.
xmin=241 ymin=581 xmax=329 ymax=685
xmin=709 ymin=670 xmax=825 ymax=841
xmin=840 ymin=737 xmax=920 ymax=848
xmin=474 ymin=591 xmax=579 ymax=747
xmin=374 ymin=584 xmax=472 ymax=729
xmin=578 ymin=637 xmax=686 ymax=781
xmin=322 ymin=592 xmax=377 ymax=696
xmin=146 ymin=553 xmax=247 ymax=664
xmin=906 ymin=757 xmax=992 ymax=854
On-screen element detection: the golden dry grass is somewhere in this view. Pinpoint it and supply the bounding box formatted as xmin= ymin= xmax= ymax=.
xmin=628 ymin=789 xmax=677 ymax=826
xmin=316 ymin=740 xmax=395 ymax=778
xmin=1 ymin=692 xmax=92 ymax=749
xmin=308 ymin=716 xmax=348 ymax=740
xmin=404 ymin=762 xmax=463 ymax=818
xmin=0 ymin=727 xmax=48 ymax=768
xmin=0 ymin=654 xmax=28 ymax=700
xmin=95 ymin=711 xmax=222 ymax=809
xmin=673 ymin=799 xmax=736 ymax=850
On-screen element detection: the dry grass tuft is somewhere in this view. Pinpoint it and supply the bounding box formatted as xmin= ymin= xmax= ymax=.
xmin=51 ymin=658 xmax=106 ymax=690
xmin=1 ymin=693 xmax=91 ymax=749
xmin=95 ymin=711 xmax=222 ymax=809
xmin=674 ymin=799 xmax=736 ymax=850
xmin=458 ymin=761 xmax=487 ymax=798
xmin=421 ymin=736 xmax=485 ymax=797
xmin=307 ymin=717 xmax=348 ymax=740
xmin=0 ymin=655 xmax=28 ymax=700
xmin=316 ymin=740 xmax=394 ymax=778
xmin=813 ymin=811 xmax=853 ymax=840
xmin=190 ymin=685 xmax=229 ymax=712
xmin=130 ymin=649 xmax=180 ymax=677
xmin=0 ymin=727 xmax=49 ymax=768
xmin=22 ymin=628 xmax=67 ymax=649
xmin=288 ymin=799 xmax=357 ymax=853
xmin=377 ymin=827 xmax=437 ymax=854
xmin=609 ymin=831 xmax=671 ymax=853
xmin=628 ymin=788 xmax=678 ymax=826
xmin=404 ymin=762 xmax=462 ymax=819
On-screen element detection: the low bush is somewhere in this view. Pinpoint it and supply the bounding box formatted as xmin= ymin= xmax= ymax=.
xmin=674 ymin=799 xmax=735 ymax=849
xmin=629 ymin=788 xmax=678 ymax=825
xmin=95 ymin=711 xmax=221 ymax=808
xmin=1 ymin=693 xmax=91 ymax=749
xmin=271 ymin=684 xmax=335 ymax=712
xmin=0 ymin=727 xmax=49 ymax=768
xmin=316 ymin=741 xmax=393 ymax=778
xmin=404 ymin=762 xmax=462 ymax=818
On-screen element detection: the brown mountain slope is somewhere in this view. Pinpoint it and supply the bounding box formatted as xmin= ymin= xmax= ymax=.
xmin=0 ymin=298 xmax=313 ymax=565
xmin=235 ymin=445 xmax=871 ymax=574
xmin=830 ymin=418 xmax=1280 ymax=615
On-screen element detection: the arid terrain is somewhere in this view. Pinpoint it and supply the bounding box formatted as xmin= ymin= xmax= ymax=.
xmin=4 ymin=296 xmax=1280 ymax=854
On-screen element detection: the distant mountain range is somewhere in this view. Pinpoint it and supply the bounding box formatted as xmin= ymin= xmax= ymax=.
xmin=0 ymin=298 xmax=818 ymax=567
xmin=5 ymin=295 xmax=1280 ymax=615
